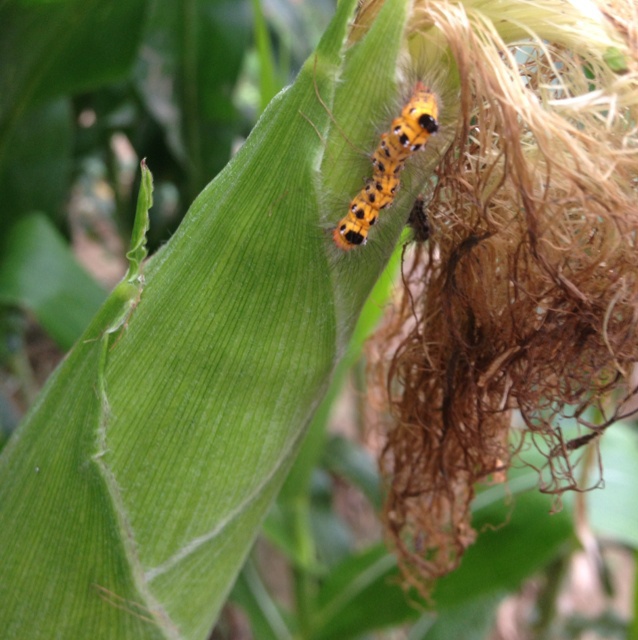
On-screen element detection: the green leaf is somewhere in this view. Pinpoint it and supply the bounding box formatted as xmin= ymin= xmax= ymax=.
xmin=251 ymin=0 xmax=281 ymax=112
xmin=435 ymin=491 xmax=574 ymax=608
xmin=309 ymin=470 xmax=356 ymax=568
xmin=412 ymin=593 xmax=503 ymax=640
xmin=322 ymin=435 xmax=383 ymax=510
xmin=0 ymin=0 xmax=147 ymax=235
xmin=0 ymin=212 xmax=107 ymax=349
xmin=125 ymin=158 xmax=153 ymax=281
xmin=587 ymin=422 xmax=638 ymax=548
xmin=312 ymin=489 xmax=574 ymax=639
xmin=0 ymin=98 xmax=73 ymax=231
xmin=279 ymin=245 xmax=401 ymax=503
xmin=102 ymin=159 xmax=153 ymax=341
xmin=134 ymin=0 xmax=251 ymax=197
xmin=261 ymin=501 xmax=310 ymax=567
xmin=231 ymin=558 xmax=293 ymax=640
xmin=0 ymin=0 xmax=146 ymax=121
xmin=313 ymin=544 xmax=417 ymax=639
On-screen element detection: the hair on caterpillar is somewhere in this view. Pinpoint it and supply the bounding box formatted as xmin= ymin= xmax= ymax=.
xmin=321 ymin=153 xmax=428 ymax=261
xmin=330 ymin=77 xmax=442 ymax=250
xmin=308 ymin=42 xmax=450 ymax=254
xmin=328 ymin=231 xmax=398 ymax=358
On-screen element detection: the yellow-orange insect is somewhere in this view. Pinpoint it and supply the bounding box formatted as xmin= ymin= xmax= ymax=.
xmin=333 ymin=82 xmax=438 ymax=250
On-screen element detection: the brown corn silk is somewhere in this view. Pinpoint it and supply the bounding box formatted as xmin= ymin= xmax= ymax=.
xmin=368 ymin=0 xmax=638 ymax=592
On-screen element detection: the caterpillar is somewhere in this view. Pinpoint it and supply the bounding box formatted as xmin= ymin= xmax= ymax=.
xmin=333 ymin=82 xmax=439 ymax=250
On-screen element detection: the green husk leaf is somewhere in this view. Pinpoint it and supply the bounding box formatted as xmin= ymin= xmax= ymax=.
xmin=0 ymin=1 xmax=425 ymax=638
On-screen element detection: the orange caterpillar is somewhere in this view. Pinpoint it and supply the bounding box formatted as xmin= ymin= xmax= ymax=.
xmin=333 ymin=82 xmax=439 ymax=250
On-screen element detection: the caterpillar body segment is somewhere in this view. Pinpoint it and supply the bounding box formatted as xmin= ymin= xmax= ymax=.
xmin=349 ymin=192 xmax=380 ymax=226
xmin=371 ymin=139 xmax=405 ymax=176
xmin=364 ymin=174 xmax=400 ymax=209
xmin=333 ymin=218 xmax=367 ymax=250
xmin=333 ymin=190 xmax=380 ymax=250
xmin=333 ymin=82 xmax=439 ymax=250
xmin=395 ymin=81 xmax=439 ymax=146
xmin=376 ymin=131 xmax=414 ymax=165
